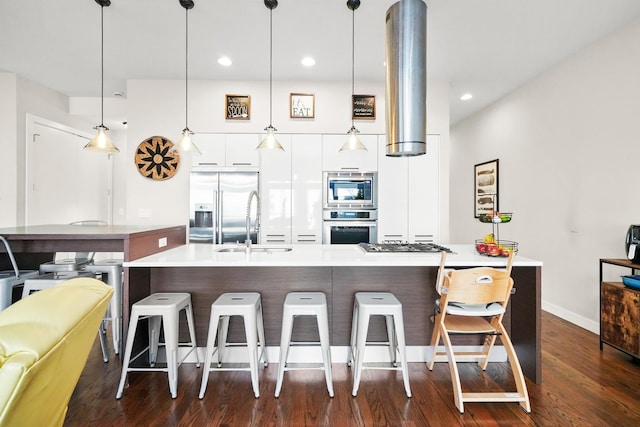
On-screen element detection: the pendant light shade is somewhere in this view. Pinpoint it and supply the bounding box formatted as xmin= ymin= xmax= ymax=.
xmin=340 ymin=125 xmax=368 ymax=152
xmin=84 ymin=0 xmax=119 ymax=153
xmin=170 ymin=0 xmax=200 ymax=155
xmin=258 ymin=0 xmax=284 ymax=151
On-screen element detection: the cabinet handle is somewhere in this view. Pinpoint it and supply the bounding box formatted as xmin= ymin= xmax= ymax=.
xmin=340 ymin=167 xmax=359 ymax=171
xmin=296 ymin=239 xmax=317 ymax=243
xmin=199 ymin=162 xmax=219 ymax=166
xmin=232 ymin=162 xmax=252 ymax=166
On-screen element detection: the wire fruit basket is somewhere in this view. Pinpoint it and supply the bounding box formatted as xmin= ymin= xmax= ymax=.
xmin=475 ymin=239 xmax=518 ymax=257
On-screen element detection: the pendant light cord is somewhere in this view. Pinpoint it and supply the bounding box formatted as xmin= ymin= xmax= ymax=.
xmin=185 ymin=6 xmax=189 ymax=130
xmin=100 ymin=4 xmax=105 ymax=128
xmin=269 ymin=7 xmax=273 ymax=127
xmin=351 ymin=7 xmax=355 ymax=129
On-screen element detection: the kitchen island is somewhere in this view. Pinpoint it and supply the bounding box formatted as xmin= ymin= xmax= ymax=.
xmin=125 ymin=244 xmax=542 ymax=383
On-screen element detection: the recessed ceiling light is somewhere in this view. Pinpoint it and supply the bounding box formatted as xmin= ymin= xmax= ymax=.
xmin=460 ymin=93 xmax=473 ymax=101
xmin=218 ymin=56 xmax=232 ymax=66
xmin=301 ymin=57 xmax=316 ymax=67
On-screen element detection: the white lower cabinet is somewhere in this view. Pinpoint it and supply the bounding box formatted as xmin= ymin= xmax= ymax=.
xmin=259 ymin=135 xmax=292 ymax=244
xmin=291 ymin=135 xmax=323 ymax=244
xmin=377 ymin=135 xmax=440 ymax=243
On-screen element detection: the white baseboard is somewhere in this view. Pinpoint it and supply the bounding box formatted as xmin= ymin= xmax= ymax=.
xmin=542 ymin=301 xmax=599 ymax=334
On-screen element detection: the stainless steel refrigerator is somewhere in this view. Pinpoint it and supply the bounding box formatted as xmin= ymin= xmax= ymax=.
xmin=189 ymin=171 xmax=259 ymax=244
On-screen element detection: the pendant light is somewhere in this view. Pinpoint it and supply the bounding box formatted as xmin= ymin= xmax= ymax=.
xmin=84 ymin=0 xmax=119 ymax=153
xmin=257 ymin=0 xmax=284 ymax=150
xmin=340 ymin=0 xmax=367 ymax=152
xmin=172 ymin=0 xmax=201 ymax=155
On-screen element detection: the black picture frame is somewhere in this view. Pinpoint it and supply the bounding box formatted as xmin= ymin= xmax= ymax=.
xmin=352 ymin=94 xmax=376 ymax=119
xmin=474 ymin=159 xmax=499 ymax=218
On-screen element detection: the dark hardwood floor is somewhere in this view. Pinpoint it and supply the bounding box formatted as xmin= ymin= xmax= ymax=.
xmin=64 ymin=312 xmax=640 ymax=426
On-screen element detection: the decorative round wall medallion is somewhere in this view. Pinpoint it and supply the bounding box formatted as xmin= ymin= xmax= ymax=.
xmin=134 ymin=136 xmax=180 ymax=181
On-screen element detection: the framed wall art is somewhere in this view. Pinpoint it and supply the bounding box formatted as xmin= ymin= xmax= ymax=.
xmin=225 ymin=94 xmax=250 ymax=120
xmin=352 ymin=94 xmax=376 ymax=119
xmin=474 ymin=159 xmax=499 ymax=217
xmin=290 ymin=93 xmax=315 ymax=118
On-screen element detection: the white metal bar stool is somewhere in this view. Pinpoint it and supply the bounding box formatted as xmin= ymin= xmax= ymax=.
xmin=199 ymin=292 xmax=267 ymax=399
xmin=21 ymin=271 xmax=110 ymax=362
xmin=85 ymin=259 xmax=123 ymax=355
xmin=275 ymin=292 xmax=333 ymax=398
xmin=116 ymin=292 xmax=199 ymax=399
xmin=348 ymin=292 xmax=411 ymax=397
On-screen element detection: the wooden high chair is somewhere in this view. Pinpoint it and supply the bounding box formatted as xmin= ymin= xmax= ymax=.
xmin=427 ymin=251 xmax=530 ymax=413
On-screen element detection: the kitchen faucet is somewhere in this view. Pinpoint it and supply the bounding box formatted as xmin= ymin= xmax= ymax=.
xmin=245 ymin=190 xmax=260 ymax=250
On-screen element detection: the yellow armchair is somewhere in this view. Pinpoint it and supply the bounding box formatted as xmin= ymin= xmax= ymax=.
xmin=0 ymin=277 xmax=113 ymax=427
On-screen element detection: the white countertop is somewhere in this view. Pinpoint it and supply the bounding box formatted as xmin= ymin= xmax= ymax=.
xmin=124 ymin=244 xmax=542 ymax=268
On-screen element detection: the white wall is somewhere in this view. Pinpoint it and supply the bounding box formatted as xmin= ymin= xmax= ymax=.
xmin=125 ymin=78 xmax=450 ymax=233
xmin=0 ymin=73 xmax=18 ymax=226
xmin=450 ymin=17 xmax=640 ymax=332
xmin=0 ymin=72 xmax=100 ymax=226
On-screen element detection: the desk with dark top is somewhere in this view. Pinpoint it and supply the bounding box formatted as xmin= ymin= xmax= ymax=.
xmin=0 ymin=224 xmax=186 ymax=353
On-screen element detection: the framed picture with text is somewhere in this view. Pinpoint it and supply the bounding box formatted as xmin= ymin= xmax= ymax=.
xmin=352 ymin=94 xmax=376 ymax=119
xmin=225 ymin=94 xmax=250 ymax=120
xmin=474 ymin=159 xmax=499 ymax=218
xmin=290 ymin=93 xmax=315 ymax=118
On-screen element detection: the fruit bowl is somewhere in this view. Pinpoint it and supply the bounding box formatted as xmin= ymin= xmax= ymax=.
xmin=479 ymin=212 xmax=513 ymax=224
xmin=475 ymin=239 xmax=518 ymax=257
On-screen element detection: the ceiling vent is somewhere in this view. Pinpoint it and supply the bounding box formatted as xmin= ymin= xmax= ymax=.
xmin=385 ymin=0 xmax=427 ymax=157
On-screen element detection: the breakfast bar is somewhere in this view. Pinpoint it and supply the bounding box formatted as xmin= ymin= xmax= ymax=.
xmin=125 ymin=243 xmax=542 ymax=384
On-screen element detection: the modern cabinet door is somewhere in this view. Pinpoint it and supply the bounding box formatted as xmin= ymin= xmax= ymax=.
xmin=191 ymin=133 xmax=226 ymax=168
xmin=291 ymin=134 xmax=323 ymax=244
xmin=376 ymin=134 xmax=440 ymax=243
xmin=377 ymin=135 xmax=409 ymax=242
xmin=259 ymin=135 xmax=292 ymax=244
xmin=408 ymin=134 xmax=440 ymax=243
xmin=322 ymin=134 xmax=378 ymax=172
xmin=226 ymin=134 xmax=260 ymax=167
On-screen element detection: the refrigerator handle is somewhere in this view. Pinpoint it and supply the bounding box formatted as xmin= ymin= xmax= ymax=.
xmin=213 ymin=190 xmax=219 ymax=244
xmin=217 ymin=190 xmax=224 ymax=244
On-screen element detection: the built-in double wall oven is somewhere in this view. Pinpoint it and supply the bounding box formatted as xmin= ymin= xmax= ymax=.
xmin=322 ymin=171 xmax=378 ymax=244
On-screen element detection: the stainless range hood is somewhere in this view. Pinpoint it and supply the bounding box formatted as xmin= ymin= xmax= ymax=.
xmin=385 ymin=0 xmax=427 ymax=157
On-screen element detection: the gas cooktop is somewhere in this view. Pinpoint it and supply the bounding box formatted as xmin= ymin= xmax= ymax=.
xmin=359 ymin=242 xmax=453 ymax=253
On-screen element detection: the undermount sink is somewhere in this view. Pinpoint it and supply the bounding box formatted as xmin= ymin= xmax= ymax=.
xmin=216 ymin=246 xmax=293 ymax=253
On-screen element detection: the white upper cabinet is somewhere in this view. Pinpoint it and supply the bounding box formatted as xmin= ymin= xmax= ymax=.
xmin=191 ymin=133 xmax=259 ymax=169
xmin=225 ymin=134 xmax=260 ymax=167
xmin=191 ymin=133 xmax=226 ymax=168
xmin=321 ymin=134 xmax=378 ymax=172
xmin=259 ymin=134 xmax=292 ymax=244
xmin=291 ymin=134 xmax=323 ymax=244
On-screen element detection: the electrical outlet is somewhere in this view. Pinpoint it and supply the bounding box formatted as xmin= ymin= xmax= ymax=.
xmin=158 ymin=237 xmax=167 ymax=248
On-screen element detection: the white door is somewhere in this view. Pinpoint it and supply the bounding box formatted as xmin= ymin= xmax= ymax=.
xmin=26 ymin=119 xmax=112 ymax=225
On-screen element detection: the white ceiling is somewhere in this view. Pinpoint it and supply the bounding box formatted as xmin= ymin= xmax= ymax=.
xmin=2 ymin=0 xmax=640 ymax=125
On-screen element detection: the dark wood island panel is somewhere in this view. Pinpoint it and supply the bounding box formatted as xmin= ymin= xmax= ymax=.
xmin=135 ymin=263 xmax=541 ymax=384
